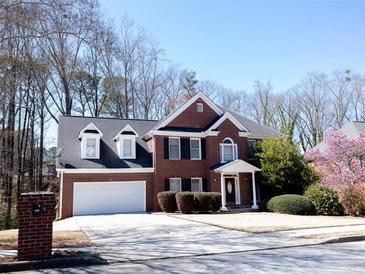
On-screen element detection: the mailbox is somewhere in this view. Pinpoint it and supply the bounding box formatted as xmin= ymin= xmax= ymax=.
xmin=32 ymin=203 xmax=43 ymax=215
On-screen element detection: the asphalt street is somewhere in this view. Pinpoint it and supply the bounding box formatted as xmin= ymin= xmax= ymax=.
xmin=28 ymin=240 xmax=365 ymax=274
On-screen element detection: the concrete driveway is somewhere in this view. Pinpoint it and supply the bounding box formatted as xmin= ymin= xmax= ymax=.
xmin=54 ymin=213 xmax=315 ymax=262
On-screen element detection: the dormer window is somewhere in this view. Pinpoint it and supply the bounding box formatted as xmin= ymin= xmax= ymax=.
xmin=122 ymin=139 xmax=132 ymax=157
xmin=220 ymin=138 xmax=238 ymax=163
xmin=114 ymin=124 xmax=138 ymax=159
xmin=79 ymin=122 xmax=103 ymax=159
xmin=85 ymin=138 xmax=97 ymax=158
xmin=197 ymin=103 xmax=204 ymax=112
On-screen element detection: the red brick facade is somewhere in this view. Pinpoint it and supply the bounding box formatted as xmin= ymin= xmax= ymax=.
xmin=17 ymin=192 xmax=55 ymax=260
xmin=166 ymin=98 xmax=219 ymax=129
xmin=59 ymin=96 xmax=256 ymax=218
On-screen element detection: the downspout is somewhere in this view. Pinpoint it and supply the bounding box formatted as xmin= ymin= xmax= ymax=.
xmin=59 ymin=170 xmax=64 ymax=219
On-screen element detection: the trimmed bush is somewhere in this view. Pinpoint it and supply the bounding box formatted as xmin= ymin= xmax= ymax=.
xmin=210 ymin=192 xmax=222 ymax=212
xmin=194 ymin=192 xmax=222 ymax=212
xmin=194 ymin=192 xmax=211 ymax=212
xmin=304 ymin=184 xmax=342 ymax=216
xmin=157 ymin=191 xmax=177 ymax=213
xmin=341 ymin=186 xmax=365 ymax=216
xmin=176 ymin=192 xmax=195 ymax=213
xmin=267 ymin=194 xmax=316 ymax=215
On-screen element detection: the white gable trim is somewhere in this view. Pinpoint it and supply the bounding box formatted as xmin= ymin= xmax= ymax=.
xmin=156 ymin=92 xmax=224 ymax=130
xmin=78 ymin=122 xmax=103 ymax=139
xmin=214 ymin=159 xmax=260 ymax=173
xmin=206 ymin=112 xmax=249 ymax=132
xmin=238 ymin=132 xmax=250 ymax=137
xmin=113 ymin=124 xmax=139 ymax=141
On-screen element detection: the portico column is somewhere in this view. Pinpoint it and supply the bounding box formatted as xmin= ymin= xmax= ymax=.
xmin=220 ymin=173 xmax=228 ymax=211
xmin=251 ymin=172 xmax=258 ymax=209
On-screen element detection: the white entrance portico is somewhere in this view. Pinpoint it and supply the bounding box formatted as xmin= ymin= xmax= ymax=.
xmin=213 ymin=159 xmax=261 ymax=211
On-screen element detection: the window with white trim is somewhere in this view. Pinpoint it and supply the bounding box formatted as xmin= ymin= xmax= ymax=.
xmin=169 ymin=137 xmax=180 ymax=160
xmin=81 ymin=134 xmax=101 ymax=159
xmin=190 ymin=138 xmax=201 ymax=160
xmin=118 ymin=136 xmax=136 ymax=159
xmin=169 ymin=178 xmax=182 ymax=192
xmin=220 ymin=138 xmax=238 ymax=163
xmin=191 ymin=177 xmax=202 ymax=192
xmin=122 ymin=138 xmax=132 ymax=158
xmin=85 ymin=138 xmax=97 ymax=158
xmin=197 ymin=103 xmax=204 ymax=112
xmin=114 ymin=124 xmax=138 ymax=160
xmin=79 ymin=123 xmax=102 ymax=159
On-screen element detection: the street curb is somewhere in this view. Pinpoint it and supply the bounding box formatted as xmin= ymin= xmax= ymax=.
xmin=0 ymin=255 xmax=108 ymax=273
xmin=322 ymin=235 xmax=365 ymax=244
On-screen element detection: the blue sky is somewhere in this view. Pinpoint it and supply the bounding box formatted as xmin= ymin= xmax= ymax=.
xmin=100 ymin=0 xmax=365 ymax=93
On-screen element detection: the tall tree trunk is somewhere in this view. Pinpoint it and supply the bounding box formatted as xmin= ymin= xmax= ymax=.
xmin=4 ymin=64 xmax=16 ymax=229
xmin=38 ymin=85 xmax=45 ymax=190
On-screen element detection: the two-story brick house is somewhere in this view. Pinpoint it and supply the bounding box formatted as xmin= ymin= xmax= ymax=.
xmin=57 ymin=92 xmax=281 ymax=219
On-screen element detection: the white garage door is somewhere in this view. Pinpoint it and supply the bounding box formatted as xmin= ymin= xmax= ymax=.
xmin=73 ymin=181 xmax=146 ymax=216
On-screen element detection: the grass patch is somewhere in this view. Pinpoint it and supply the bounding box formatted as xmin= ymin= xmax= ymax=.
xmin=0 ymin=230 xmax=91 ymax=249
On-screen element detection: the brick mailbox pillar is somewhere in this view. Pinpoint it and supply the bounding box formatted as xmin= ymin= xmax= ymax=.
xmin=17 ymin=192 xmax=56 ymax=260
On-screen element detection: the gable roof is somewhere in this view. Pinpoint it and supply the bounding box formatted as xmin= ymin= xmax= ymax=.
xmin=212 ymin=159 xmax=261 ymax=173
xmin=78 ymin=122 xmax=103 ymax=139
xmin=57 ymin=116 xmax=158 ymax=169
xmin=314 ymin=121 xmax=365 ymax=152
xmin=145 ymin=92 xmax=282 ymax=139
xmin=206 ymin=112 xmax=249 ymax=132
xmin=152 ymin=92 xmax=224 ymax=131
xmin=226 ymin=110 xmax=283 ymax=139
xmin=113 ymin=124 xmax=139 ymax=141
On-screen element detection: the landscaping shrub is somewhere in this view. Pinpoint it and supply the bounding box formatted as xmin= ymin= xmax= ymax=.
xmin=210 ymin=192 xmax=222 ymax=212
xmin=341 ymin=186 xmax=365 ymax=216
xmin=194 ymin=192 xmax=222 ymax=212
xmin=157 ymin=191 xmax=177 ymax=213
xmin=194 ymin=192 xmax=211 ymax=212
xmin=304 ymin=184 xmax=342 ymax=216
xmin=256 ymin=139 xmax=317 ymax=196
xmin=258 ymin=197 xmax=271 ymax=212
xmin=176 ymin=192 xmax=195 ymax=213
xmin=267 ymin=194 xmax=316 ymax=215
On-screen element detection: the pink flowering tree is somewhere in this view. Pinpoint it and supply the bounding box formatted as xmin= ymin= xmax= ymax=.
xmin=305 ymin=129 xmax=365 ymax=191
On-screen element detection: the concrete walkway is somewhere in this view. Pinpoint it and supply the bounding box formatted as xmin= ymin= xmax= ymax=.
xmin=172 ymin=212 xmax=365 ymax=232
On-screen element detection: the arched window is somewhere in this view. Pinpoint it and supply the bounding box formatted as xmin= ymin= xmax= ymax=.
xmin=220 ymin=138 xmax=238 ymax=163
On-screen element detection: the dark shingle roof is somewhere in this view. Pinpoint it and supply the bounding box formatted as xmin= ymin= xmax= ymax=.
xmin=57 ymin=116 xmax=158 ymax=169
xmin=314 ymin=121 xmax=365 ymax=152
xmin=227 ymin=110 xmax=283 ymax=139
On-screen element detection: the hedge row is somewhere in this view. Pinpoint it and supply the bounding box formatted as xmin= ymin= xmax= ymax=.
xmin=157 ymin=191 xmax=221 ymax=213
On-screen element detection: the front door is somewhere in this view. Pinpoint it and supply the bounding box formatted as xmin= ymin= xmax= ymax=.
xmin=225 ymin=177 xmax=236 ymax=205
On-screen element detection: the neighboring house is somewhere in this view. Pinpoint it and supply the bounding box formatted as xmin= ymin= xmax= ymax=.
xmin=42 ymin=160 xmax=57 ymax=177
xmin=57 ymin=92 xmax=281 ymax=219
xmin=314 ymin=121 xmax=365 ymax=152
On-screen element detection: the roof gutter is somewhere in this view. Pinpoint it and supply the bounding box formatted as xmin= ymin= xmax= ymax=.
xmin=56 ymin=167 xmax=155 ymax=174
xmin=143 ymin=130 xmax=220 ymax=139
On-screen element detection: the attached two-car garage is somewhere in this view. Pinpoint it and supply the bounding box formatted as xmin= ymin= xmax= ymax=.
xmin=72 ymin=181 xmax=146 ymax=216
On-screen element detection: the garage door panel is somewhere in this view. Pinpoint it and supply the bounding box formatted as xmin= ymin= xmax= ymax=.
xmin=73 ymin=181 xmax=145 ymax=216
